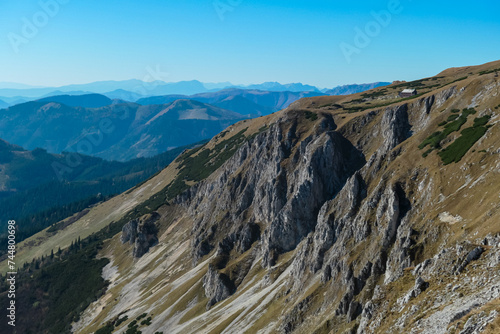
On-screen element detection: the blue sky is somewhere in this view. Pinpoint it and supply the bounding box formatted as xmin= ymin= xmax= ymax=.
xmin=0 ymin=0 xmax=499 ymax=88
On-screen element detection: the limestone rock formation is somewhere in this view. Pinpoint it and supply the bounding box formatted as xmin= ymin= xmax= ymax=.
xmin=121 ymin=212 xmax=160 ymax=257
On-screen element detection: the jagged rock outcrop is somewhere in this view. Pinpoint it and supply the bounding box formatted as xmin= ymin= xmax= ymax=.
xmin=203 ymin=264 xmax=236 ymax=310
xmin=455 ymin=246 xmax=484 ymax=274
xmin=398 ymin=277 xmax=429 ymax=306
xmin=290 ymin=104 xmax=415 ymax=286
xmin=121 ymin=212 xmax=160 ymax=257
xmin=180 ymin=113 xmax=365 ymax=273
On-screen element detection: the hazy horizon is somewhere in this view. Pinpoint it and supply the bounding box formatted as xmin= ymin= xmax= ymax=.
xmin=1 ymin=1 xmax=499 ymax=88
xmin=0 ymin=78 xmax=394 ymax=91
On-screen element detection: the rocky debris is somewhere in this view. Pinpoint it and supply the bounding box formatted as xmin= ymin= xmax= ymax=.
xmin=412 ymin=258 xmax=432 ymax=277
xmin=399 ymin=277 xmax=429 ymax=306
xmin=455 ymin=246 xmax=484 ymax=274
xmin=481 ymin=234 xmax=500 ymax=268
xmin=459 ymin=310 xmax=498 ymax=334
xmin=202 ymin=264 xmax=236 ymax=310
xmin=121 ymin=212 xmax=160 ymax=258
xmin=412 ymin=243 xmax=485 ymax=279
xmin=449 ymin=303 xmax=481 ymax=324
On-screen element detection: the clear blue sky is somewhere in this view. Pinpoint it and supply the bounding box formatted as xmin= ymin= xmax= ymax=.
xmin=0 ymin=0 xmax=499 ymax=88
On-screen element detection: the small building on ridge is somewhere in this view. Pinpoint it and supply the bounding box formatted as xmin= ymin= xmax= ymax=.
xmin=400 ymin=89 xmax=418 ymax=98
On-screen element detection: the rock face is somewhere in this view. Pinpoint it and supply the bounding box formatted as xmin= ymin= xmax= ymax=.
xmin=121 ymin=212 xmax=160 ymax=257
xmin=202 ymin=264 xmax=236 ymax=310
xmin=455 ymin=246 xmax=484 ymax=274
xmin=180 ymin=113 xmax=365 ymax=270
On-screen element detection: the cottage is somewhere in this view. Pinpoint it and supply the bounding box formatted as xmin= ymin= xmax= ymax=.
xmin=400 ymin=89 xmax=417 ymax=98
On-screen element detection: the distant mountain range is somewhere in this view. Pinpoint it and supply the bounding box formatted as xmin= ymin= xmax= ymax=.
xmin=103 ymin=89 xmax=144 ymax=101
xmin=0 ymin=98 xmax=247 ymax=161
xmin=324 ymin=82 xmax=391 ymax=95
xmin=0 ymin=80 xmax=391 ymax=162
xmin=0 ymin=89 xmax=330 ymax=161
xmin=135 ymin=89 xmax=324 ymax=116
xmin=0 ymin=82 xmax=45 ymax=89
xmin=235 ymin=82 xmax=322 ymax=92
xmin=0 ymin=80 xmax=390 ymax=104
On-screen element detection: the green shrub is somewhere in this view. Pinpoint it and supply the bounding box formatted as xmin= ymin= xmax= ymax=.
xmin=473 ymin=115 xmax=491 ymax=127
xmin=462 ymin=107 xmax=477 ymax=115
xmin=115 ymin=315 xmax=129 ymax=327
xmin=438 ymin=126 xmax=488 ymax=164
xmin=422 ymin=149 xmax=434 ymax=158
xmin=304 ymin=110 xmax=318 ymax=121
xmin=95 ymin=323 xmax=114 ymax=334
xmin=479 ymin=68 xmax=500 ymax=75
xmin=420 ymin=108 xmax=480 ymax=155
xmin=419 ymin=131 xmax=444 ymax=149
